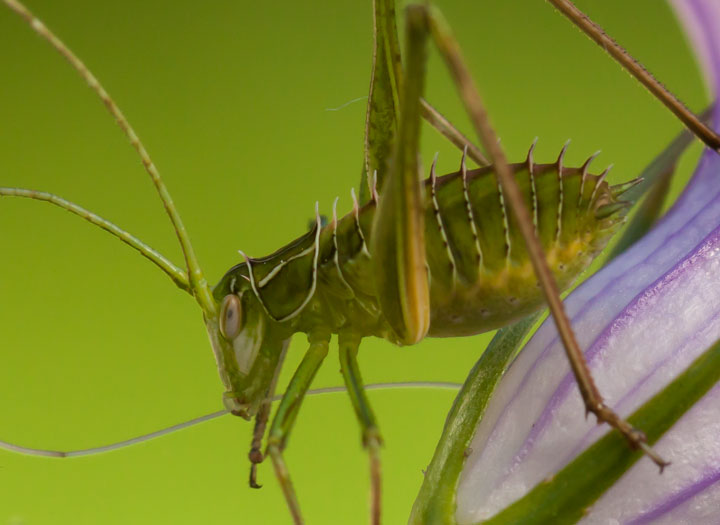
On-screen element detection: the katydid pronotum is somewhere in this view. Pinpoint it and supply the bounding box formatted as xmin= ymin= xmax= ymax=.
xmin=0 ymin=1 xmax=712 ymax=524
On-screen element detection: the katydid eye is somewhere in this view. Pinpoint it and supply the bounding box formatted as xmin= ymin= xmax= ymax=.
xmin=219 ymin=294 xmax=242 ymax=340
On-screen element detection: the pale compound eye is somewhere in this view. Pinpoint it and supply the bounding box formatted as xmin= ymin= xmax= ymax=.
xmin=219 ymin=294 xmax=242 ymax=340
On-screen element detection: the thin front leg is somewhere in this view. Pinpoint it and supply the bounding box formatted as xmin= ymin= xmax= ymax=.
xmin=248 ymin=400 xmax=271 ymax=489
xmin=266 ymin=333 xmax=330 ymax=525
xmin=338 ymin=333 xmax=383 ymax=525
xmin=408 ymin=4 xmax=667 ymax=467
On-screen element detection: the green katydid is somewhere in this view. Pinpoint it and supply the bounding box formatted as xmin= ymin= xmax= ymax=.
xmin=0 ymin=1 xmax=713 ymax=524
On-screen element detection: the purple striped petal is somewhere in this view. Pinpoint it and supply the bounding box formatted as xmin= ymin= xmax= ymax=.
xmin=456 ymin=1 xmax=720 ymax=522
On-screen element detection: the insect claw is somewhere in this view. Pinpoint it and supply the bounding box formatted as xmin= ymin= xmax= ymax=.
xmin=638 ymin=441 xmax=670 ymax=472
xmin=249 ymin=463 xmax=263 ymax=489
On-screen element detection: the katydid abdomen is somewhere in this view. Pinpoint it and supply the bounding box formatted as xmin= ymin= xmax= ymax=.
xmin=213 ymin=145 xmax=630 ymax=374
xmin=1 ymin=0 xmax=713 ymax=522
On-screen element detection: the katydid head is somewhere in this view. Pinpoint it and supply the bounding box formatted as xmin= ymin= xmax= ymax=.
xmin=205 ymin=265 xmax=290 ymax=420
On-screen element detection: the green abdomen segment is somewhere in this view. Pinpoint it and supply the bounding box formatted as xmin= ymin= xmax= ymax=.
xmin=420 ymin=147 xmax=625 ymax=336
xmin=227 ymin=147 xmax=628 ymax=340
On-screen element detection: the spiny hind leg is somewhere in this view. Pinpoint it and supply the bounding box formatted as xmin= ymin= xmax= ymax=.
xmin=339 ymin=333 xmax=383 ymax=525
xmin=266 ymin=334 xmax=330 ymax=525
xmin=369 ymin=3 xmax=431 ymax=346
xmin=547 ymin=0 xmax=720 ymax=152
xmin=403 ymin=4 xmax=668 ymax=467
xmin=361 ymin=0 xmax=487 ymax=208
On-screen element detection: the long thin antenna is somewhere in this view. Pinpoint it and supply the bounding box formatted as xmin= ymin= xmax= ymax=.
xmin=0 ymin=187 xmax=190 ymax=292
xmin=3 ymin=0 xmax=216 ymax=315
xmin=0 ymin=381 xmax=461 ymax=458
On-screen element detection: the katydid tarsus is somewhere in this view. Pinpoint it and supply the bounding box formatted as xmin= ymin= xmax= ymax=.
xmin=0 ymin=1 xmax=716 ymax=520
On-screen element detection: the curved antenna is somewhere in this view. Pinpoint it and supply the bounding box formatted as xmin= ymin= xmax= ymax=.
xmin=0 ymin=187 xmax=190 ymax=292
xmin=0 ymin=381 xmax=462 ymax=458
xmin=3 ymin=0 xmax=215 ymax=315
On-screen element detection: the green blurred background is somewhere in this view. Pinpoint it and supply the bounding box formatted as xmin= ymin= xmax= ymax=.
xmin=0 ymin=1 xmax=707 ymax=523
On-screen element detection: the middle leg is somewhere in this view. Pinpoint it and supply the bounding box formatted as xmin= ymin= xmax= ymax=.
xmin=339 ymin=332 xmax=383 ymax=525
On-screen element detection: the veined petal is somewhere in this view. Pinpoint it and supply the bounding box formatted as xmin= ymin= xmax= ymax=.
xmin=456 ymin=1 xmax=720 ymax=522
xmin=670 ymin=0 xmax=720 ymax=98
